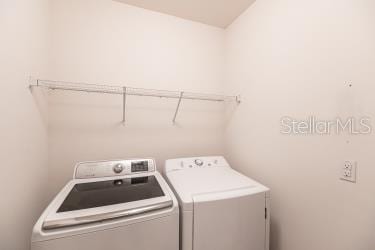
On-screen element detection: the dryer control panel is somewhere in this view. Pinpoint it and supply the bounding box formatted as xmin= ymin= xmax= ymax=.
xmin=74 ymin=158 xmax=156 ymax=179
xmin=165 ymin=156 xmax=230 ymax=173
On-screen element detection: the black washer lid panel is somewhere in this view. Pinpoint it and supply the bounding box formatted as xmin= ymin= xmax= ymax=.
xmin=57 ymin=176 xmax=165 ymax=213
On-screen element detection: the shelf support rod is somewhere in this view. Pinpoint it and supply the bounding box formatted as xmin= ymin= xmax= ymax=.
xmin=122 ymin=86 xmax=127 ymax=124
xmin=173 ymin=91 xmax=184 ymax=124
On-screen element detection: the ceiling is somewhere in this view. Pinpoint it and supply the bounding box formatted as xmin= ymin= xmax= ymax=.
xmin=114 ymin=0 xmax=256 ymax=28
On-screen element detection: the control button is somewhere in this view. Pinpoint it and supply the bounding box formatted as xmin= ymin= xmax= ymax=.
xmin=113 ymin=164 xmax=124 ymax=174
xmin=195 ymin=159 xmax=204 ymax=166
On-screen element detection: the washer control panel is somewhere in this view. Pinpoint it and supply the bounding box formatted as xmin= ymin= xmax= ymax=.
xmin=165 ymin=156 xmax=229 ymax=172
xmin=74 ymin=159 xmax=156 ymax=179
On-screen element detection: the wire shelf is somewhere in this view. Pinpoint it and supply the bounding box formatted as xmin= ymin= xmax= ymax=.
xmin=34 ymin=79 xmax=124 ymax=94
xmin=30 ymin=78 xmax=240 ymax=124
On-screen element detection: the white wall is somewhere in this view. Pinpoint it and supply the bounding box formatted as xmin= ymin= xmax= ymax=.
xmin=4 ymin=1 xmax=373 ymax=250
xmin=224 ymin=0 xmax=375 ymax=250
xmin=0 ymin=0 xmax=50 ymax=249
xmin=47 ymin=0 xmax=226 ymax=196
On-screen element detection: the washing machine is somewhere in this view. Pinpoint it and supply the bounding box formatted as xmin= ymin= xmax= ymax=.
xmin=165 ymin=156 xmax=270 ymax=250
xmin=31 ymin=158 xmax=179 ymax=250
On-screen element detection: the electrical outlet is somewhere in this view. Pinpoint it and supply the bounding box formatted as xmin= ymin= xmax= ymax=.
xmin=343 ymin=169 xmax=351 ymax=177
xmin=340 ymin=161 xmax=357 ymax=183
xmin=343 ymin=161 xmax=352 ymax=170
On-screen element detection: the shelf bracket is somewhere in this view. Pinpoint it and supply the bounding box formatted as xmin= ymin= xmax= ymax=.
xmin=173 ymin=91 xmax=184 ymax=124
xmin=122 ymin=86 xmax=127 ymax=124
xmin=28 ymin=76 xmax=38 ymax=91
xmin=236 ymin=95 xmax=241 ymax=104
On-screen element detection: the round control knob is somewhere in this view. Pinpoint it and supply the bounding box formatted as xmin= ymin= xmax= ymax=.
xmin=113 ymin=164 xmax=124 ymax=174
xmin=194 ymin=159 xmax=204 ymax=166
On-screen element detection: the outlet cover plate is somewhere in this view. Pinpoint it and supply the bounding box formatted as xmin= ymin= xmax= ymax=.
xmin=340 ymin=161 xmax=357 ymax=183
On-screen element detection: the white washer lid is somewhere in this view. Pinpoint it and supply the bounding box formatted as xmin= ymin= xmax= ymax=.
xmin=166 ymin=167 xmax=269 ymax=211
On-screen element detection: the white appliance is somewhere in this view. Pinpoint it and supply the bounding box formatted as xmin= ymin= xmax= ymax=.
xmin=31 ymin=158 xmax=179 ymax=250
xmin=165 ymin=156 xmax=270 ymax=250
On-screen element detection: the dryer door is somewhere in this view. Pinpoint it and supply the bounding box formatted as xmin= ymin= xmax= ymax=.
xmin=193 ymin=188 xmax=267 ymax=250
